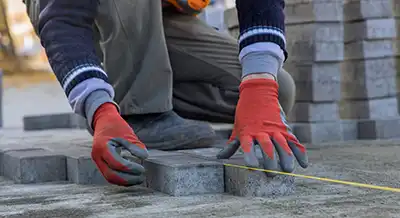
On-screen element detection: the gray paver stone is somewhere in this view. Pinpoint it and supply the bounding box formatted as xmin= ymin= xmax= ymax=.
xmin=178 ymin=147 xmax=295 ymax=197
xmin=342 ymin=57 xmax=397 ymax=100
xmin=341 ymin=120 xmax=359 ymax=141
xmin=291 ymin=122 xmax=343 ymax=143
xmin=286 ymin=22 xmax=343 ymax=42
xmin=358 ymin=118 xmax=400 ymax=139
xmin=23 ymin=113 xmax=86 ymax=131
xmin=344 ymin=18 xmax=397 ymax=43
xmin=344 ymin=40 xmax=399 ymax=61
xmin=340 ymin=97 xmax=399 ymax=119
xmin=143 ymin=154 xmax=224 ymax=196
xmin=285 ymin=62 xmax=341 ymax=102
xmin=177 ymin=147 xmax=243 ymax=159
xmin=287 ymin=41 xmax=344 ymax=63
xmin=2 ymin=148 xmax=66 ymax=183
xmin=65 ymin=149 xmax=107 ymax=185
xmin=0 ymin=145 xmax=39 ymax=175
xmin=344 ymin=0 xmax=399 ymax=22
xmin=290 ymin=102 xmax=339 ymax=122
xmin=285 ymin=1 xmax=344 ymax=24
xmin=224 ymin=157 xmax=295 ymax=197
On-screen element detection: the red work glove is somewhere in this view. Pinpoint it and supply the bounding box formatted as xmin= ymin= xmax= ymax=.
xmin=217 ymin=78 xmax=308 ymax=176
xmin=91 ymin=103 xmax=148 ymax=186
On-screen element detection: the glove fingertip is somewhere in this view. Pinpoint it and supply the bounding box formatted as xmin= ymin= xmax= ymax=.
xmin=287 ymin=140 xmax=309 ymax=169
xmin=281 ymin=161 xmax=295 ymax=173
xmin=217 ymin=140 xmax=240 ymax=159
xmin=113 ymin=138 xmax=149 ymax=160
xmin=243 ymin=152 xmax=259 ymax=168
xmin=297 ymin=158 xmax=309 ymax=169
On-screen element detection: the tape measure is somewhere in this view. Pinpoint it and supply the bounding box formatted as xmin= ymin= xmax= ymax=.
xmin=182 ymin=151 xmax=400 ymax=193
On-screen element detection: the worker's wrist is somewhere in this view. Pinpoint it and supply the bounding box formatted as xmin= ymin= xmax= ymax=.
xmin=240 ymin=42 xmax=285 ymax=80
xmin=242 ymin=73 xmax=276 ymax=81
xmin=84 ymin=90 xmax=120 ymax=135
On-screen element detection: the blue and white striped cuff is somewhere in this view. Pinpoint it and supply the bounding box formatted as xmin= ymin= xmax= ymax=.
xmin=238 ymin=27 xmax=286 ymax=77
xmin=62 ymin=64 xmax=116 ymax=121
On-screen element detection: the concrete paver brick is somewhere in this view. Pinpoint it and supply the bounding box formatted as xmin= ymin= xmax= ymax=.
xmin=292 ymin=122 xmax=343 ymax=143
xmin=65 ymin=149 xmax=107 ymax=185
xmin=285 ymin=0 xmax=344 ymax=24
xmin=285 ymin=62 xmax=341 ymax=102
xmin=344 ymin=40 xmax=399 ymax=61
xmin=344 ymin=18 xmax=397 ymax=42
xmin=67 ymin=149 xmax=179 ymax=186
xmin=342 ymin=58 xmax=397 ymax=100
xmin=2 ymin=148 xmax=67 ymax=184
xmin=290 ymin=102 xmax=340 ymax=122
xmin=358 ymin=118 xmax=400 ymax=139
xmin=287 ymin=41 xmax=344 ymax=63
xmin=286 ymin=22 xmax=343 ymax=42
xmin=341 ymin=120 xmax=359 ymax=141
xmin=340 ymin=97 xmax=399 ymax=120
xmin=224 ymin=158 xmax=295 ymax=197
xmin=23 ymin=113 xmax=86 ymax=131
xmin=178 ymin=147 xmax=295 ymax=197
xmin=344 ymin=0 xmax=398 ymax=22
xmin=143 ymin=154 xmax=224 ymax=196
xmin=177 ymin=147 xmax=243 ymax=159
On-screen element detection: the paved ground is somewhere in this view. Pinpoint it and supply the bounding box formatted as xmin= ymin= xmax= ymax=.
xmin=0 ymin=129 xmax=399 ymax=217
xmin=1 ymin=79 xmax=400 ymax=217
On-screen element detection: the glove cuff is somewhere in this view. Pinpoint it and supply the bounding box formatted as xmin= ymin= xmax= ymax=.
xmin=85 ymin=90 xmax=120 ymax=135
xmin=240 ymin=78 xmax=279 ymax=93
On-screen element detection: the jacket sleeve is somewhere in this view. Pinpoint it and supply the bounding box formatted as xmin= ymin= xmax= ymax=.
xmin=25 ymin=0 xmax=116 ymax=132
xmin=236 ymin=0 xmax=287 ymax=78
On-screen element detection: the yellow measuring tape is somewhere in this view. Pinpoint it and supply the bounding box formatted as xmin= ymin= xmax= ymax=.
xmin=223 ymin=163 xmax=400 ymax=193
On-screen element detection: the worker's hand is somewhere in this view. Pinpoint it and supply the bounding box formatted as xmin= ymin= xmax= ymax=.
xmin=217 ymin=78 xmax=308 ymax=176
xmin=91 ymin=103 xmax=149 ymax=186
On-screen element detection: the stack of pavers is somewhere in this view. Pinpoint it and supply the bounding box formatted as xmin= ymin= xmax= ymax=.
xmin=341 ymin=0 xmax=400 ymax=139
xmin=284 ymin=0 xmax=345 ymax=143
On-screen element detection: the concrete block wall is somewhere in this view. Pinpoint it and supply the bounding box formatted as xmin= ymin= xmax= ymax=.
xmin=224 ymin=0 xmax=400 ymax=142
xmin=284 ymin=0 xmax=345 ymax=143
xmin=342 ymin=0 xmax=400 ymax=139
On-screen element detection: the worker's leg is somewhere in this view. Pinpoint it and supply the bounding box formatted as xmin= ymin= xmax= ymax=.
xmin=163 ymin=12 xmax=296 ymax=123
xmin=95 ymin=0 xmax=173 ymax=113
xmin=94 ymin=1 xmax=216 ymax=149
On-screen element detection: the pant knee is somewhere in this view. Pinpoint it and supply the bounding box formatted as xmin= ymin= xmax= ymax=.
xmin=277 ymin=68 xmax=296 ymax=114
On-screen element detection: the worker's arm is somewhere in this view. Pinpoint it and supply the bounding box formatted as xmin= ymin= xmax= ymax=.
xmin=218 ymin=0 xmax=308 ymax=174
xmin=35 ymin=0 xmax=114 ymax=132
xmin=236 ymin=0 xmax=286 ymax=79
xmin=24 ymin=0 xmax=148 ymax=186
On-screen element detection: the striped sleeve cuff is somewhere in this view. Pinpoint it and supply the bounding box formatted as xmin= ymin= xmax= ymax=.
xmin=239 ymin=28 xmax=286 ymax=78
xmin=236 ymin=0 xmax=288 ymax=77
xmin=64 ymin=64 xmax=116 ymax=129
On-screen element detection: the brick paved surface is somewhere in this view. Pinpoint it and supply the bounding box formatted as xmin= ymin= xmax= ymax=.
xmin=0 ymin=128 xmax=399 ymax=217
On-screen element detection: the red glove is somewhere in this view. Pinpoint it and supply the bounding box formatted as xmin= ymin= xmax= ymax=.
xmin=217 ymin=78 xmax=308 ymax=175
xmin=91 ymin=103 xmax=148 ymax=186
